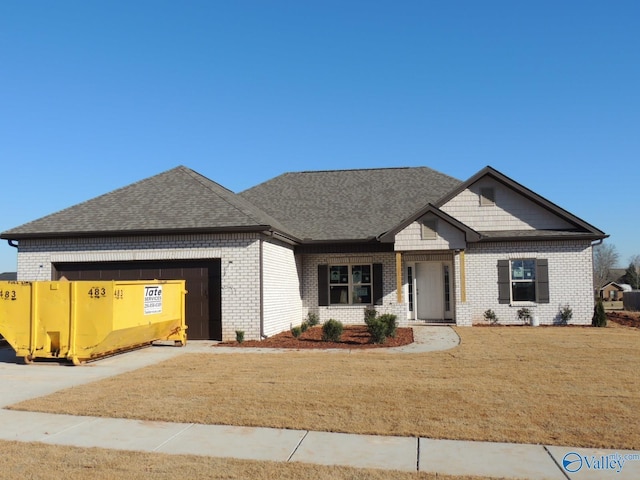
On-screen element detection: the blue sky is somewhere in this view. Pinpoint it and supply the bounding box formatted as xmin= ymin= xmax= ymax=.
xmin=1 ymin=1 xmax=638 ymax=272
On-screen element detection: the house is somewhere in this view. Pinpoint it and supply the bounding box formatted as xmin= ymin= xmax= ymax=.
xmin=0 ymin=272 xmax=17 ymax=281
xmin=599 ymin=281 xmax=632 ymax=301
xmin=0 ymin=165 xmax=606 ymax=340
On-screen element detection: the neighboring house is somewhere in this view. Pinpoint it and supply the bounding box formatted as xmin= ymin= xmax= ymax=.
xmin=0 ymin=165 xmax=606 ymax=340
xmin=0 ymin=272 xmax=17 ymax=281
xmin=599 ymin=282 xmax=632 ymax=301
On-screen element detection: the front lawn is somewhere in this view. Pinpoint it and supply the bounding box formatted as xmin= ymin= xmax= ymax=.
xmin=10 ymin=325 xmax=640 ymax=449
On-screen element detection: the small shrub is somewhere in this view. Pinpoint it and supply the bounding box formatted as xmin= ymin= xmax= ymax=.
xmin=364 ymin=306 xmax=377 ymax=325
xmin=559 ymin=305 xmax=573 ymax=325
xmin=517 ymin=308 xmax=532 ymax=324
xmin=300 ymin=321 xmax=309 ymax=333
xmin=483 ymin=309 xmax=498 ymax=325
xmin=592 ymin=300 xmax=607 ymax=327
xmin=367 ymin=318 xmax=388 ymax=344
xmin=321 ymin=319 xmax=343 ymax=342
xmin=306 ymin=312 xmax=320 ymax=327
xmin=235 ymin=330 xmax=245 ymax=344
xmin=291 ymin=326 xmax=302 ymax=338
xmin=378 ymin=313 xmax=398 ymax=338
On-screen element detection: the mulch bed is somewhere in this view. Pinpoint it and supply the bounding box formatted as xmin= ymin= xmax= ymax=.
xmin=216 ymin=325 xmax=414 ymax=349
xmin=607 ymin=311 xmax=640 ymax=329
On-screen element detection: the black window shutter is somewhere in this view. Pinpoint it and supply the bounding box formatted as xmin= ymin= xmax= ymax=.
xmin=318 ymin=264 xmax=329 ymax=306
xmin=536 ymin=259 xmax=550 ymax=304
xmin=497 ymin=260 xmax=510 ymax=304
xmin=373 ymin=263 xmax=383 ymax=305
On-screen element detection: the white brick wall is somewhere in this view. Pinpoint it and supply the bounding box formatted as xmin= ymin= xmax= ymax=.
xmin=441 ymin=177 xmax=574 ymax=232
xmin=16 ymin=233 xmax=263 ymax=341
xmin=301 ymin=253 xmax=406 ymax=326
xmin=456 ymin=240 xmax=595 ymax=326
xmin=262 ymin=239 xmax=303 ymax=336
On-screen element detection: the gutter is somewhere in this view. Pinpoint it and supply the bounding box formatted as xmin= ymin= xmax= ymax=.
xmin=8 ymin=240 xmax=18 ymax=248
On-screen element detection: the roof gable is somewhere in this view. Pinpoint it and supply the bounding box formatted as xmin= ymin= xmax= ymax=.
xmin=436 ymin=166 xmax=606 ymax=239
xmin=2 ymin=166 xmax=291 ymax=239
xmin=239 ymin=167 xmax=461 ymax=241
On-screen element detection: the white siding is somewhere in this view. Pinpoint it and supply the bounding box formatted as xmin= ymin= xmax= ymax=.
xmin=455 ymin=240 xmax=594 ymax=326
xmin=395 ymin=214 xmax=466 ymax=251
xmin=16 ymin=233 xmax=263 ymax=341
xmin=262 ymin=239 xmax=303 ymax=337
xmin=441 ymin=177 xmax=574 ymax=232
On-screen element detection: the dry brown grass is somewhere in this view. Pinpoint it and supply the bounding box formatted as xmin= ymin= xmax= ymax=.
xmin=10 ymin=325 xmax=640 ymax=449
xmin=0 ymin=440 xmax=500 ymax=480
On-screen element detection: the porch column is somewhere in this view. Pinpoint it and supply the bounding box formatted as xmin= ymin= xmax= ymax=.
xmin=459 ymin=250 xmax=466 ymax=303
xmin=396 ymin=252 xmax=403 ymax=303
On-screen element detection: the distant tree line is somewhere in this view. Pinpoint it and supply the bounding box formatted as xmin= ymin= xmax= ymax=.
xmin=593 ymin=243 xmax=640 ymax=290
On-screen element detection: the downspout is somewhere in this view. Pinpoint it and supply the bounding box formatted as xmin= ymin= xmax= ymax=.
xmin=8 ymin=240 xmax=18 ymax=248
xmin=259 ymin=236 xmax=266 ymax=339
xmin=591 ymin=238 xmax=604 ymax=296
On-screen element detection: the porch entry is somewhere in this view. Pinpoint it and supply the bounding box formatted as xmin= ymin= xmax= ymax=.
xmin=414 ymin=261 xmax=453 ymax=323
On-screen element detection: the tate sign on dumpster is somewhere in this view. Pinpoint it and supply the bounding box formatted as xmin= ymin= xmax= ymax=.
xmin=144 ymin=285 xmax=163 ymax=315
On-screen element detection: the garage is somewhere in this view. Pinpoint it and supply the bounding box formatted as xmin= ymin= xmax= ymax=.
xmin=54 ymin=259 xmax=222 ymax=340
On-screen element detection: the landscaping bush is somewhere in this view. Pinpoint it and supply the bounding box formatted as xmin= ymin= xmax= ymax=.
xmin=291 ymin=326 xmax=302 ymax=338
xmin=235 ymin=330 xmax=245 ymax=344
xmin=306 ymin=312 xmax=320 ymax=327
xmin=517 ymin=307 xmax=532 ymax=325
xmin=364 ymin=306 xmax=377 ymax=325
xmin=321 ymin=319 xmax=343 ymax=342
xmin=378 ymin=314 xmax=397 ymax=338
xmin=559 ymin=305 xmax=573 ymax=325
xmin=300 ymin=321 xmax=309 ymax=333
xmin=483 ymin=309 xmax=498 ymax=325
xmin=367 ymin=317 xmax=388 ymax=344
xmin=592 ymin=300 xmax=607 ymax=327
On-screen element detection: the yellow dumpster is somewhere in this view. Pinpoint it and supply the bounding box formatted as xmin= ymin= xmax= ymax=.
xmin=0 ymin=280 xmax=187 ymax=365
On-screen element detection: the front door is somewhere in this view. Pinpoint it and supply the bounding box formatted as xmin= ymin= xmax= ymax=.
xmin=415 ymin=261 xmax=453 ymax=322
xmin=416 ymin=262 xmax=444 ymax=320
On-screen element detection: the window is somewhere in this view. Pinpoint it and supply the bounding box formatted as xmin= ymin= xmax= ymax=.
xmin=421 ymin=218 xmax=438 ymax=240
xmin=329 ymin=264 xmax=372 ymax=304
xmin=480 ymin=187 xmax=495 ymax=206
xmin=510 ymin=259 xmax=536 ymax=302
xmin=497 ymin=259 xmax=549 ymax=304
xmin=407 ymin=266 xmax=414 ymax=311
xmin=443 ymin=264 xmax=451 ymax=311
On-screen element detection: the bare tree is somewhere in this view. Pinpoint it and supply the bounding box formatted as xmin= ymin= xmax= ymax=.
xmin=593 ymin=242 xmax=619 ymax=289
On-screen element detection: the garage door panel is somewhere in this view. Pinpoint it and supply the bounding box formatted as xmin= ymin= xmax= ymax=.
xmin=53 ymin=260 xmax=221 ymax=340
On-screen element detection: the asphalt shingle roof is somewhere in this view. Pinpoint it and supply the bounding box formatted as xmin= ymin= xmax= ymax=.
xmin=2 ymin=166 xmax=289 ymax=238
xmin=240 ymin=167 xmax=462 ymax=241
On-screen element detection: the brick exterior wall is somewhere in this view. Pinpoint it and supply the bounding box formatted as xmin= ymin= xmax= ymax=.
xmin=262 ymin=238 xmax=303 ymax=337
xmin=456 ymin=240 xmax=594 ymax=326
xmin=301 ymin=253 xmax=407 ymax=325
xmin=15 ymin=233 xmax=263 ymax=341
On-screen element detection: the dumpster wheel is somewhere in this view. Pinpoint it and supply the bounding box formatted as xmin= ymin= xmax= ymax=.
xmin=23 ymin=355 xmax=34 ymax=365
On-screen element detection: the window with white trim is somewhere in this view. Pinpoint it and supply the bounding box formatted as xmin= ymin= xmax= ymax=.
xmin=510 ymin=259 xmax=536 ymax=302
xmin=329 ymin=264 xmax=372 ymax=304
xmin=498 ymin=258 xmax=549 ymax=304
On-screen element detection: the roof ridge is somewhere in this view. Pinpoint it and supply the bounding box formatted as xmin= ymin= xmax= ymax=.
xmin=181 ymin=167 xmax=291 ymax=232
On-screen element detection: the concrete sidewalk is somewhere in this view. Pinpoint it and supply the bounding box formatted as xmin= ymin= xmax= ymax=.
xmin=1 ymin=329 xmax=639 ymax=479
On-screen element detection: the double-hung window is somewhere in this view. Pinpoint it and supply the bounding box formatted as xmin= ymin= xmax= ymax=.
xmin=329 ymin=264 xmax=372 ymax=304
xmin=498 ymin=258 xmax=549 ymax=304
xmin=510 ymin=259 xmax=536 ymax=302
